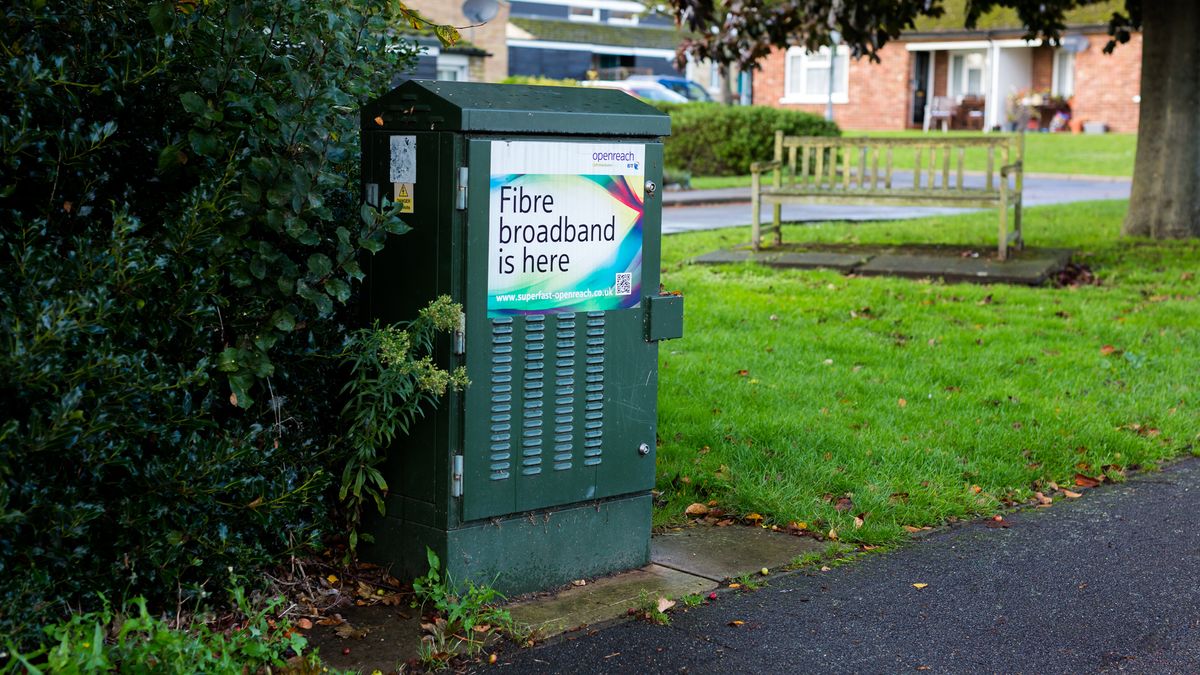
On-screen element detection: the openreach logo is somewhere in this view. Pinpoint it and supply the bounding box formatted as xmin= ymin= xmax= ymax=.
xmin=591 ymin=148 xmax=639 ymax=171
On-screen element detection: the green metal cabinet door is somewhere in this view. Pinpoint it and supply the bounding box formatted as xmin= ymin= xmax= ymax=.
xmin=459 ymin=137 xmax=663 ymax=522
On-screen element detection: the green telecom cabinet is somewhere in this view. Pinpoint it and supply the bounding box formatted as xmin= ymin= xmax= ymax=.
xmin=359 ymin=80 xmax=682 ymax=593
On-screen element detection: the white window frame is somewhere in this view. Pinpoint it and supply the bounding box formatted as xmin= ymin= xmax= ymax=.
xmin=1052 ymin=50 xmax=1076 ymax=98
xmin=606 ymin=9 xmax=638 ymax=25
xmin=780 ymin=46 xmax=849 ymax=104
xmin=436 ymin=54 xmax=469 ymax=82
xmin=567 ymin=5 xmax=600 ymax=22
xmin=949 ymin=51 xmax=987 ymax=99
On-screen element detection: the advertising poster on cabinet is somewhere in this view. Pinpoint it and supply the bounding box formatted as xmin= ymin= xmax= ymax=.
xmin=488 ymin=140 xmax=645 ymax=317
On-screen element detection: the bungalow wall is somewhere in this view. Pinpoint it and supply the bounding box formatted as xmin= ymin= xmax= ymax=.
xmin=753 ymin=42 xmax=912 ymax=130
xmin=754 ymin=33 xmax=1142 ymax=133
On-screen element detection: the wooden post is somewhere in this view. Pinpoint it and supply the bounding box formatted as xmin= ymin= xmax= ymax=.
xmin=1014 ymin=132 xmax=1025 ymax=249
xmin=751 ymin=169 xmax=762 ymax=250
xmin=773 ymin=131 xmax=783 ymax=245
xmin=842 ymin=144 xmax=851 ymax=190
xmin=941 ymin=145 xmax=950 ymax=191
xmin=956 ymin=147 xmax=965 ymax=191
xmin=986 ymin=146 xmax=994 ymax=191
xmin=998 ymin=169 xmax=1009 ymax=261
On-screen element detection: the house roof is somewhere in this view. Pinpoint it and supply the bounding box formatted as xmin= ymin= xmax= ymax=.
xmin=910 ymin=0 xmax=1124 ymax=35
xmin=508 ymin=16 xmax=683 ymax=50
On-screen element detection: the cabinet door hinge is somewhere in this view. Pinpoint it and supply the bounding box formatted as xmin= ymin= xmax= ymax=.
xmin=455 ymin=166 xmax=468 ymax=210
xmin=452 ymin=310 xmax=465 ymax=355
xmin=451 ymin=454 xmax=464 ymax=498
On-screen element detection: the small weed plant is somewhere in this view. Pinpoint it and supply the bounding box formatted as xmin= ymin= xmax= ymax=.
xmin=411 ymin=548 xmax=523 ymax=669
xmin=731 ymin=573 xmax=766 ymax=591
xmin=630 ymin=591 xmax=672 ymax=625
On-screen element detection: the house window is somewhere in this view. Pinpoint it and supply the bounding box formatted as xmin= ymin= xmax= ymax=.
xmin=607 ymin=10 xmax=638 ymax=25
xmin=1052 ymin=50 xmax=1075 ymax=98
xmin=568 ymin=6 xmax=600 ymax=22
xmin=949 ymin=51 xmax=986 ymax=98
xmin=782 ymin=46 xmax=849 ymax=104
xmin=436 ymin=54 xmax=469 ymax=82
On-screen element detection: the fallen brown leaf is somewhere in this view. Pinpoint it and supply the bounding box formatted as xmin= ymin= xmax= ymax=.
xmin=656 ymin=597 xmax=676 ymax=613
xmin=380 ymin=593 xmax=406 ymax=606
xmin=912 ymin=583 xmax=928 ymax=589
xmin=1062 ymin=489 xmax=1083 ymax=498
xmin=685 ymin=503 xmax=709 ymax=517
xmin=1074 ymin=473 xmax=1101 ymax=488
xmin=334 ymin=623 xmax=369 ymax=640
xmin=296 ymin=618 xmax=313 ymax=630
xmin=834 ymin=496 xmax=854 ymax=511
xmin=728 ymin=620 xmax=745 ymax=627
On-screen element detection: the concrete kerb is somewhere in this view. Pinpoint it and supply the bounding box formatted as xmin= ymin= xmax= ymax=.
xmin=506 ymin=523 xmax=826 ymax=643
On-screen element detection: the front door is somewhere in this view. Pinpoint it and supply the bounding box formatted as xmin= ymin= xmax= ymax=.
xmin=911 ymin=51 xmax=930 ymax=127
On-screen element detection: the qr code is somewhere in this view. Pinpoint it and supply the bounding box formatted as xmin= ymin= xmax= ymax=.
xmin=614 ymin=272 xmax=632 ymax=296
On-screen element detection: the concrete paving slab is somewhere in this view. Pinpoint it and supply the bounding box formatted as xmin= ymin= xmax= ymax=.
xmin=857 ymin=248 xmax=1072 ymax=285
xmin=652 ymin=525 xmax=824 ymax=582
xmin=691 ymin=248 xmax=759 ymax=264
xmin=507 ymin=564 xmax=716 ymax=639
xmin=769 ymin=251 xmax=868 ymax=271
xmin=692 ymin=248 xmax=867 ymax=272
xmin=693 ymin=244 xmax=1073 ymax=285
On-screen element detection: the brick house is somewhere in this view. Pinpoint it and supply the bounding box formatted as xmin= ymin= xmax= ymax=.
xmin=754 ymin=1 xmax=1142 ymax=132
xmin=405 ymin=0 xmax=511 ymax=83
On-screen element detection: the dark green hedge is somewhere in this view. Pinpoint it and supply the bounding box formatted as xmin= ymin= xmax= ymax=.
xmin=0 ymin=0 xmax=428 ymax=648
xmin=659 ymin=103 xmax=840 ymax=176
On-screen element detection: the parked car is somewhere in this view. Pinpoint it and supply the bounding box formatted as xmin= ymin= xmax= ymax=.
xmin=578 ymin=79 xmax=689 ymax=103
xmin=628 ymin=75 xmax=713 ymax=102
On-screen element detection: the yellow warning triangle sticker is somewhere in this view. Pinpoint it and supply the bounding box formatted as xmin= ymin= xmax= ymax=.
xmin=397 ymin=185 xmax=409 ymax=197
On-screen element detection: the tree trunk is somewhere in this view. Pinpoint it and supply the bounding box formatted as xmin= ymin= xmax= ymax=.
xmin=716 ymin=64 xmax=734 ymax=105
xmin=1123 ymin=0 xmax=1200 ymax=238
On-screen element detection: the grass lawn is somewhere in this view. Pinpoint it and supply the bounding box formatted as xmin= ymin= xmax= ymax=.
xmin=688 ymin=131 xmax=1135 ymax=190
xmin=654 ymin=200 xmax=1199 ymax=545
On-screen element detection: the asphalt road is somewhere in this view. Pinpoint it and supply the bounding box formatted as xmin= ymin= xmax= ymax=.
xmin=661 ymin=173 xmax=1131 ymax=234
xmin=485 ymin=457 xmax=1200 ymax=674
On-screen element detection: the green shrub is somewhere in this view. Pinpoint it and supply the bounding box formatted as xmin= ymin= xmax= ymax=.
xmin=0 ymin=0 xmax=456 ymax=648
xmin=659 ymin=103 xmax=840 ymax=176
